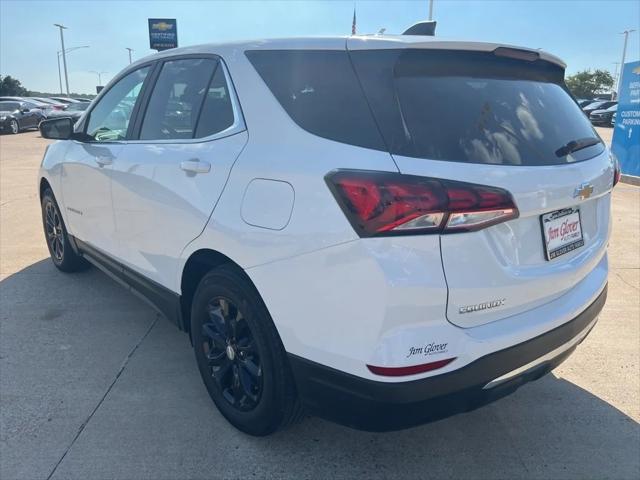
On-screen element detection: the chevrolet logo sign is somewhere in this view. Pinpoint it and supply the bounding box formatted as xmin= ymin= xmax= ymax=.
xmin=573 ymin=183 xmax=594 ymax=200
xmin=152 ymin=22 xmax=174 ymax=31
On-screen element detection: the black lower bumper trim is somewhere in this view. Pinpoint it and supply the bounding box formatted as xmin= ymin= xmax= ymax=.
xmin=289 ymin=286 xmax=607 ymax=431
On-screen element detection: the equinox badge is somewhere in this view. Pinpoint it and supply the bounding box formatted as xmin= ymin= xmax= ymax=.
xmin=459 ymin=299 xmax=506 ymax=314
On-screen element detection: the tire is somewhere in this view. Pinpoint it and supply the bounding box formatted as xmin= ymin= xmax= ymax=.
xmin=41 ymin=188 xmax=89 ymax=272
xmin=9 ymin=119 xmax=19 ymax=134
xmin=191 ymin=265 xmax=302 ymax=436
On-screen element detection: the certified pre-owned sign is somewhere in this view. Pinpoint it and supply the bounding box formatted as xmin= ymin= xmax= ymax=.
xmin=148 ymin=18 xmax=178 ymax=51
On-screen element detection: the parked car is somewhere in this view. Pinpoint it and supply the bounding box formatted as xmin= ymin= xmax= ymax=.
xmin=0 ymin=96 xmax=52 ymax=116
xmin=577 ymin=99 xmax=595 ymax=108
xmin=38 ymin=36 xmax=615 ymax=436
xmin=590 ymin=104 xmax=617 ymax=126
xmin=583 ymin=100 xmax=617 ymax=116
xmin=29 ymin=97 xmax=67 ymax=110
xmin=48 ymin=96 xmax=81 ymax=104
xmin=72 ymin=98 xmax=92 ymax=103
xmin=45 ymin=101 xmax=89 ymax=121
xmin=0 ymin=100 xmax=44 ymax=133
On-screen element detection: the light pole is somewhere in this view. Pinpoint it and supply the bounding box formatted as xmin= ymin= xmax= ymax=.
xmin=617 ymin=29 xmax=636 ymax=98
xmin=612 ymin=62 xmax=620 ymax=99
xmin=57 ymin=46 xmax=89 ymax=95
xmin=54 ymin=24 xmax=70 ymax=95
xmin=89 ymin=71 xmax=108 ymax=86
xmin=126 ymin=47 xmax=134 ymax=64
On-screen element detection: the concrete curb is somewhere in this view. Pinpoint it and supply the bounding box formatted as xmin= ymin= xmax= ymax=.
xmin=621 ymin=174 xmax=640 ymax=187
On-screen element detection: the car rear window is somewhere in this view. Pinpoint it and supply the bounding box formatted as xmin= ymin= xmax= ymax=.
xmin=245 ymin=50 xmax=385 ymax=150
xmin=247 ymin=48 xmax=603 ymax=166
xmin=351 ymin=49 xmax=603 ymax=165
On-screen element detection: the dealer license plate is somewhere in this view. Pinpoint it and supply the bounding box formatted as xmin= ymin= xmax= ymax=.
xmin=541 ymin=207 xmax=584 ymax=260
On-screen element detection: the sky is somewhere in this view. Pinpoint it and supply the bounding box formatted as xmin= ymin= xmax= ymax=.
xmin=1 ymin=0 xmax=639 ymax=94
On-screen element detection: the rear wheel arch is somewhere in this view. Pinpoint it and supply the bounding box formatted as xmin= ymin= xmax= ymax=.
xmin=180 ymin=249 xmax=262 ymax=337
xmin=39 ymin=177 xmax=52 ymax=201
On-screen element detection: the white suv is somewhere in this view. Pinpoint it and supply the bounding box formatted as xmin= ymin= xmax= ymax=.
xmin=38 ymin=36 xmax=616 ymax=436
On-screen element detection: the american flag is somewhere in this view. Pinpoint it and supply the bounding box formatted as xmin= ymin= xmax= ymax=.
xmin=351 ymin=8 xmax=356 ymax=35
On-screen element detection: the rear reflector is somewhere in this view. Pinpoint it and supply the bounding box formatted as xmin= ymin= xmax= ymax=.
xmin=367 ymin=358 xmax=456 ymax=377
xmin=326 ymin=170 xmax=518 ymax=237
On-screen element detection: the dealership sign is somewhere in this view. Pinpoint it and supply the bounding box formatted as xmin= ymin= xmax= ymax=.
xmin=148 ymin=18 xmax=178 ymax=51
xmin=611 ymin=61 xmax=640 ymax=177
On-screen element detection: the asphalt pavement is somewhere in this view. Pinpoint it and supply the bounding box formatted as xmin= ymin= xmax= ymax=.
xmin=1 ymin=129 xmax=638 ymax=480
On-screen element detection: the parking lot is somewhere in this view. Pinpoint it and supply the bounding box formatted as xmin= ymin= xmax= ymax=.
xmin=1 ymin=130 xmax=638 ymax=479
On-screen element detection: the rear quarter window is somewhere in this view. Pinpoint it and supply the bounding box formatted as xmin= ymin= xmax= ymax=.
xmin=245 ymin=50 xmax=385 ymax=150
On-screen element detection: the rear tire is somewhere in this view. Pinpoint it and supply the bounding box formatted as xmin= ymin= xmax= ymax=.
xmin=191 ymin=265 xmax=302 ymax=436
xmin=41 ymin=188 xmax=89 ymax=272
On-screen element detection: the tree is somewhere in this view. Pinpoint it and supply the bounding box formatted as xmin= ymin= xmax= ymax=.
xmin=0 ymin=75 xmax=28 ymax=96
xmin=565 ymin=69 xmax=614 ymax=99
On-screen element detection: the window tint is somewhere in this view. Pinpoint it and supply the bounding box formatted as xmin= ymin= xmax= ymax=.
xmin=87 ymin=66 xmax=149 ymax=141
xmin=140 ymin=58 xmax=220 ymax=140
xmin=351 ymin=49 xmax=603 ymax=165
xmin=245 ymin=50 xmax=385 ymax=150
xmin=0 ymin=102 xmax=20 ymax=111
xmin=194 ymin=64 xmax=235 ymax=138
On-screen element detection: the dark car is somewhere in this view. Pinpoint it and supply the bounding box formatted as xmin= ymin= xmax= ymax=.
xmin=590 ymin=104 xmax=617 ymax=126
xmin=583 ymin=100 xmax=617 ymax=116
xmin=0 ymin=101 xmax=44 ymax=134
xmin=48 ymin=96 xmax=81 ymax=104
xmin=28 ymin=97 xmax=67 ymax=110
xmin=577 ymin=99 xmax=595 ymax=108
xmin=45 ymin=101 xmax=89 ymax=121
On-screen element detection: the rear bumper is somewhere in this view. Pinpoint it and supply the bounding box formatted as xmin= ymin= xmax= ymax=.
xmin=289 ymin=285 xmax=607 ymax=431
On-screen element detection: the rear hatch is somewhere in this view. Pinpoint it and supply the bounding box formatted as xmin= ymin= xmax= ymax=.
xmin=348 ymin=40 xmax=613 ymax=328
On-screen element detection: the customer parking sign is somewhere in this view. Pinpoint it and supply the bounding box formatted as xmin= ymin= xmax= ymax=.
xmin=611 ymin=61 xmax=640 ymax=177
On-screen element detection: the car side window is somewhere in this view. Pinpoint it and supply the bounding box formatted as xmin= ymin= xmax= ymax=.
xmin=139 ymin=58 xmax=234 ymax=140
xmin=86 ymin=66 xmax=150 ymax=142
xmin=194 ymin=64 xmax=235 ymax=138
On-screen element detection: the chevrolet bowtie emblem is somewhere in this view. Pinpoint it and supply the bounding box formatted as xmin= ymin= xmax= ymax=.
xmin=573 ymin=183 xmax=594 ymax=200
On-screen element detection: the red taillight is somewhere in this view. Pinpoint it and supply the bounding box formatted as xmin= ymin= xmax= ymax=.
xmin=326 ymin=170 xmax=518 ymax=237
xmin=613 ymin=156 xmax=621 ymax=187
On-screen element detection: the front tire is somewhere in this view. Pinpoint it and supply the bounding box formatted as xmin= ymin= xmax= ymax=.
xmin=9 ymin=119 xmax=19 ymax=134
xmin=191 ymin=265 xmax=302 ymax=436
xmin=41 ymin=188 xmax=89 ymax=272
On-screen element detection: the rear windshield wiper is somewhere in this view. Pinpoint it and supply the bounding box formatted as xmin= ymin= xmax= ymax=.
xmin=555 ymin=137 xmax=601 ymax=157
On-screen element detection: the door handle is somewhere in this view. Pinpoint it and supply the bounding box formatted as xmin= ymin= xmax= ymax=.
xmin=180 ymin=159 xmax=211 ymax=174
xmin=94 ymin=156 xmax=113 ymax=167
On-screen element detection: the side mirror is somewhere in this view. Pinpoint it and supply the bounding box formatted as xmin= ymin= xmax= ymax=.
xmin=40 ymin=117 xmax=74 ymax=140
xmin=21 ymin=108 xmax=30 ymax=113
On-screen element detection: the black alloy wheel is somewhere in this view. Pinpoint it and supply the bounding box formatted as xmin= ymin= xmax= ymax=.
xmin=201 ymin=297 xmax=263 ymax=411
xmin=191 ymin=265 xmax=302 ymax=436
xmin=40 ymin=188 xmax=89 ymax=272
xmin=44 ymin=198 xmax=64 ymax=263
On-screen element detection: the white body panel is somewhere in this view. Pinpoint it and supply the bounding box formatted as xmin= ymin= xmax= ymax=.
xmin=39 ymin=35 xmax=611 ymax=384
xmin=60 ymin=141 xmax=122 ymax=254
xmin=392 ymin=151 xmax=613 ymax=327
xmin=110 ymin=131 xmax=248 ymax=289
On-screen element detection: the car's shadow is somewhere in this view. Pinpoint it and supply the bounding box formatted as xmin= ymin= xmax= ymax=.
xmin=1 ymin=259 xmax=638 ymax=480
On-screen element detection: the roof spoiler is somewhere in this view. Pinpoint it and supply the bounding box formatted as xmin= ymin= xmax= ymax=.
xmin=403 ymin=21 xmax=437 ymax=36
